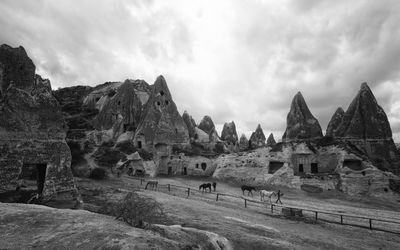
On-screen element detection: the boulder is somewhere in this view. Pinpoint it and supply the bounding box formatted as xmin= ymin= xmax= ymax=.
xmin=266 ymin=133 xmax=276 ymax=147
xmin=249 ymin=124 xmax=266 ymax=149
xmin=282 ymin=92 xmax=323 ymax=141
xmin=133 ymin=75 xmax=189 ymax=152
xmin=182 ymin=110 xmax=197 ymax=139
xmin=326 ymin=107 xmax=344 ymax=137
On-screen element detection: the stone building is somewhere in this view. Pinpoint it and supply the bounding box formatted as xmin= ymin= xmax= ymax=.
xmin=158 ymin=154 xmax=215 ymax=176
xmin=0 ymin=44 xmax=77 ymax=201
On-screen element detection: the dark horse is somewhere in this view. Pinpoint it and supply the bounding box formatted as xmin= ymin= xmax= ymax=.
xmin=212 ymin=182 xmax=217 ymax=192
xmin=241 ymin=185 xmax=256 ymax=196
xmin=145 ymin=181 xmax=158 ymax=190
xmin=199 ymin=183 xmax=212 ymax=193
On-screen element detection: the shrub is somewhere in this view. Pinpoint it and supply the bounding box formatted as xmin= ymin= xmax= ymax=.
xmin=115 ymin=141 xmax=138 ymax=155
xmin=138 ymin=149 xmax=153 ymax=161
xmin=113 ymin=192 xmax=166 ymax=228
xmin=90 ymin=167 xmax=107 ymax=180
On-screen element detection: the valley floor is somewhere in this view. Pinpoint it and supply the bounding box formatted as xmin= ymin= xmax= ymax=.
xmin=76 ymin=176 xmax=400 ymax=249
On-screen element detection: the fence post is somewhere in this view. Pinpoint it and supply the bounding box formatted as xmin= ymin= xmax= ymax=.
xmin=187 ymin=188 xmax=190 ymax=198
xmin=369 ymin=219 xmax=372 ymax=230
xmin=245 ymin=199 xmax=247 ymax=208
xmin=168 ymin=184 xmax=170 ymax=192
xmin=315 ymin=211 xmax=318 ymax=221
xmin=140 ymin=179 xmax=143 ymax=185
xmin=216 ymin=193 xmax=219 ymax=201
xmin=340 ymin=215 xmax=343 ymax=225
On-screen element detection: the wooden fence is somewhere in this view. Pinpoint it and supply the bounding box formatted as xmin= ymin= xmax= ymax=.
xmin=128 ymin=177 xmax=400 ymax=234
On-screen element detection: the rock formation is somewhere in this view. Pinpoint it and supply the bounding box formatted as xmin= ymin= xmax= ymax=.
xmin=326 ymin=107 xmax=344 ymax=137
xmin=221 ymin=121 xmax=238 ymax=145
xmin=198 ymin=115 xmax=220 ymax=141
xmin=266 ymin=133 xmax=276 ymax=147
xmin=92 ymin=80 xmax=142 ymax=134
xmin=0 ymin=44 xmax=77 ymax=200
xmin=336 ymin=83 xmax=392 ymax=139
xmin=239 ymin=134 xmax=249 ymax=151
xmin=249 ymin=124 xmax=266 ymax=149
xmin=282 ymin=92 xmax=323 ymax=141
xmin=334 ymin=83 xmax=400 ymax=174
xmin=133 ymin=75 xmax=189 ymax=152
xmin=182 ymin=110 xmax=197 ymax=139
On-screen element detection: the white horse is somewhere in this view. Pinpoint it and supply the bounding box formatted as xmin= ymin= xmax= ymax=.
xmin=259 ymin=190 xmax=276 ymax=203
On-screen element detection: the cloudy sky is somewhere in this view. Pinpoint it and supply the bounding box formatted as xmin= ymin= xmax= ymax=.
xmin=1 ymin=0 xmax=400 ymax=141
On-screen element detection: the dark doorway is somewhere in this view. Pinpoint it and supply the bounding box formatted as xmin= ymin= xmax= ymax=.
xmin=343 ymin=160 xmax=363 ymax=171
xmin=201 ymin=163 xmax=207 ymax=171
xmin=168 ymin=166 xmax=172 ymax=175
xmin=137 ymin=141 xmax=142 ymax=149
xmin=299 ymin=164 xmax=304 ymax=173
xmin=20 ymin=163 xmax=47 ymax=193
xmin=311 ymin=163 xmax=318 ymax=174
xmin=183 ymin=167 xmax=187 ymax=175
xmin=268 ymin=162 xmax=284 ymax=174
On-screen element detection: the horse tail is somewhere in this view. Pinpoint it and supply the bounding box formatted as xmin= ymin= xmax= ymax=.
xmin=145 ymin=182 xmax=149 ymax=190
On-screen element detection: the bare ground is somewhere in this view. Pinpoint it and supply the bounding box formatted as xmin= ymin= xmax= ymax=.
xmin=75 ymin=176 xmax=400 ymax=250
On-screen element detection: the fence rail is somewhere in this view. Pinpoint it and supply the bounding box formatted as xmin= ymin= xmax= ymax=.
xmin=127 ymin=176 xmax=400 ymax=234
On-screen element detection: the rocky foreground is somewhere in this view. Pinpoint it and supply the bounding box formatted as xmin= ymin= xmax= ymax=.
xmin=0 ymin=203 xmax=231 ymax=250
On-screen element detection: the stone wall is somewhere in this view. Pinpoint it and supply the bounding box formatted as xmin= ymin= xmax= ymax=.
xmin=0 ymin=139 xmax=76 ymax=199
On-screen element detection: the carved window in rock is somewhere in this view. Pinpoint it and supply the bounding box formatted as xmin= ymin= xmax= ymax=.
xmin=156 ymin=101 xmax=161 ymax=106
xmin=311 ymin=163 xmax=318 ymax=174
xmin=160 ymin=91 xmax=165 ymax=96
xmin=137 ymin=141 xmax=142 ymax=149
xmin=299 ymin=164 xmax=304 ymax=173
xmin=165 ymin=100 xmax=169 ymax=105
xmin=196 ymin=163 xmax=199 ymax=168
xmin=201 ymin=163 xmax=207 ymax=171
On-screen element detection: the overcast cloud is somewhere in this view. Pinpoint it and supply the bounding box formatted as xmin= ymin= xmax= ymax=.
xmin=1 ymin=0 xmax=400 ymax=141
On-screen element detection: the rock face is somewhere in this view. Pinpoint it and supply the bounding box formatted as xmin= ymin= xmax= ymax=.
xmin=266 ymin=133 xmax=276 ymax=147
xmin=182 ymin=110 xmax=197 ymax=139
xmin=326 ymin=107 xmax=344 ymax=137
xmin=133 ymin=76 xmax=189 ymax=152
xmin=221 ymin=121 xmax=238 ymax=145
xmin=249 ymin=124 xmax=266 ymax=149
xmin=336 ymin=83 xmax=392 ymax=139
xmin=92 ymin=80 xmax=142 ymax=134
xmin=198 ymin=115 xmax=220 ymax=141
xmin=0 ymin=44 xmax=77 ymax=200
xmin=282 ymin=92 xmax=323 ymax=141
xmin=239 ymin=134 xmax=249 ymax=151
xmin=0 ymin=44 xmax=35 ymax=93
xmin=0 ymin=203 xmax=232 ymax=250
xmin=334 ymin=83 xmax=400 ymax=174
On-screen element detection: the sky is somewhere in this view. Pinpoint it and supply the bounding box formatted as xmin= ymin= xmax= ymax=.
xmin=1 ymin=0 xmax=400 ymax=141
